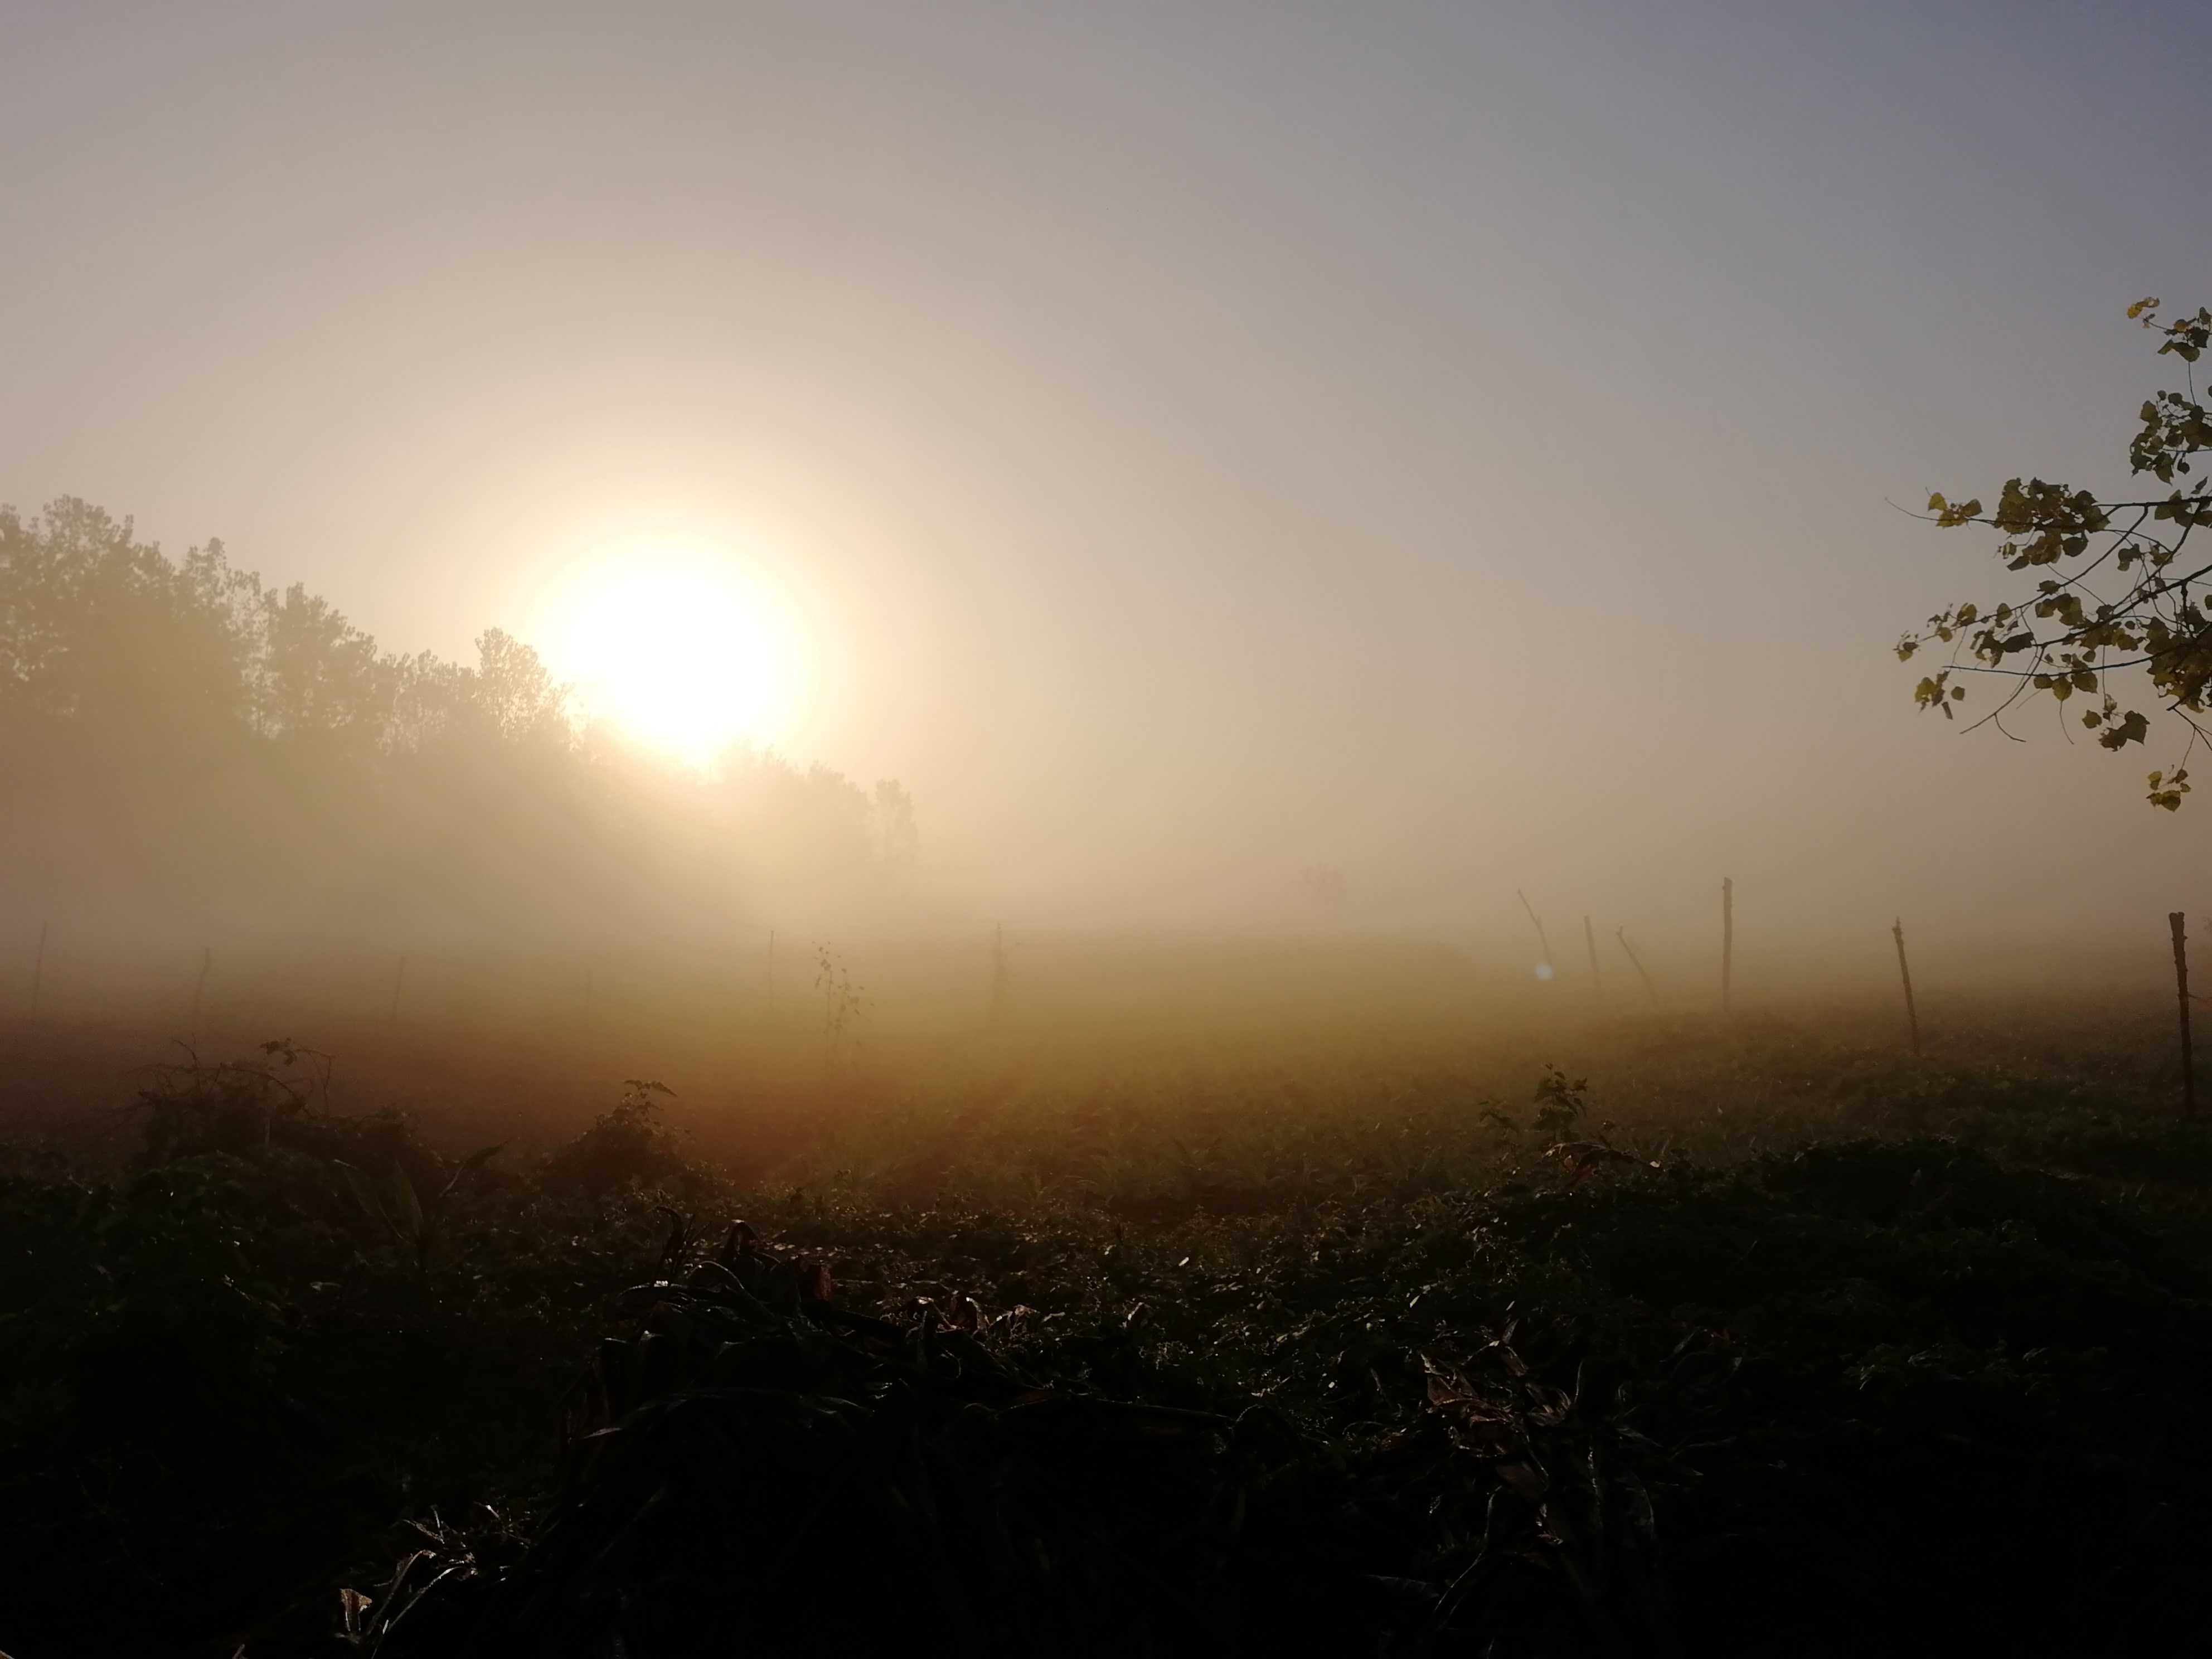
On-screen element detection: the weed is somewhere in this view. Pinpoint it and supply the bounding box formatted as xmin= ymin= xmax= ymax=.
xmin=813 ymin=943 xmax=865 ymax=1075
xmin=1530 ymin=1064 xmax=1592 ymax=1142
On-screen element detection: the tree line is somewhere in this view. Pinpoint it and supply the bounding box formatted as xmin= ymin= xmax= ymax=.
xmin=0 ymin=498 xmax=914 ymax=944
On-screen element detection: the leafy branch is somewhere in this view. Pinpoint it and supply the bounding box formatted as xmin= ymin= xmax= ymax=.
xmin=1896 ymin=299 xmax=2212 ymax=807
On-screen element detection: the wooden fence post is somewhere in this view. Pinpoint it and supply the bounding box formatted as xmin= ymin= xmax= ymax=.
xmin=1721 ymin=879 xmax=1734 ymax=1015
xmin=1890 ymin=919 xmax=1920 ymax=1058
xmin=2171 ymin=912 xmax=2196 ymax=1119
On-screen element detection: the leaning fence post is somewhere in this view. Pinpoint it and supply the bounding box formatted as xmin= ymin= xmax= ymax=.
xmin=2171 ymin=912 xmax=2196 ymax=1119
xmin=190 ymin=947 xmax=212 ymax=1040
xmin=1516 ymin=889 xmax=1556 ymax=981
xmin=1890 ymin=919 xmax=1920 ymax=1058
xmin=1617 ymin=927 xmax=1661 ymax=1012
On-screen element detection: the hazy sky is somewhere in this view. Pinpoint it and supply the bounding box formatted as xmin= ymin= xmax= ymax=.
xmin=6 ymin=2 xmax=2209 ymax=953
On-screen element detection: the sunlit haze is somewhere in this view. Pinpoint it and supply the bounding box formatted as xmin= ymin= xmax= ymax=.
xmin=3 ymin=0 xmax=2210 ymax=965
xmin=534 ymin=543 xmax=808 ymax=768
xmin=8 ymin=15 xmax=2212 ymax=1643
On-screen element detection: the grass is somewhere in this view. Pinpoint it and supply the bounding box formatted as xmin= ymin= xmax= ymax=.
xmin=3 ymin=999 xmax=2209 ymax=1655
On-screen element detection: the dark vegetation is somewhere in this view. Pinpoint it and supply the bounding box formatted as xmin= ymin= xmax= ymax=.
xmin=4 ymin=1022 xmax=2209 ymax=1656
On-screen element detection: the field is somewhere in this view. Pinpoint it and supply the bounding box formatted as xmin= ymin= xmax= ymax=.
xmin=4 ymin=966 xmax=2211 ymax=1656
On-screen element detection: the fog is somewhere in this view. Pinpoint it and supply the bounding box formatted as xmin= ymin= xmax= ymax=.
xmin=4 ymin=2 xmax=2211 ymax=1113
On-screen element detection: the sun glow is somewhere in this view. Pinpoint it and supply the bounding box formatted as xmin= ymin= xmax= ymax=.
xmin=536 ymin=544 xmax=808 ymax=768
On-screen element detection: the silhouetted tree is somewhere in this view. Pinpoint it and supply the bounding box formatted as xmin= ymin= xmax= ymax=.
xmin=0 ymin=498 xmax=258 ymax=739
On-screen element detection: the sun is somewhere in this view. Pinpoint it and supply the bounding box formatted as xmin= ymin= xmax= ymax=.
xmin=535 ymin=543 xmax=807 ymax=768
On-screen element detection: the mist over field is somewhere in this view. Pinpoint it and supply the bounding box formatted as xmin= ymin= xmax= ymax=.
xmin=0 ymin=479 xmax=2196 ymax=1137
xmin=4 ymin=0 xmax=2211 ymax=997
xmin=9 ymin=6 xmax=2212 ymax=1656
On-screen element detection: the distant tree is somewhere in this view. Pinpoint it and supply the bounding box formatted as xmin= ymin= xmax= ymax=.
xmin=256 ymin=583 xmax=391 ymax=750
xmin=0 ymin=497 xmax=914 ymax=933
xmin=0 ymin=498 xmax=259 ymax=739
xmin=1299 ymin=864 xmax=1349 ymax=903
xmin=469 ymin=627 xmax=573 ymax=745
xmin=0 ymin=499 xmax=578 ymax=759
xmin=1898 ymin=301 xmax=2212 ymax=807
xmin=874 ymin=779 xmax=919 ymax=881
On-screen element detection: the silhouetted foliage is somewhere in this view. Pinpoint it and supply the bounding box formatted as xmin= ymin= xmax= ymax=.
xmin=539 ymin=1080 xmax=709 ymax=1197
xmin=1899 ymin=300 xmax=2212 ymax=806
